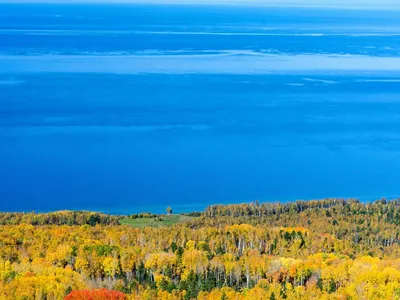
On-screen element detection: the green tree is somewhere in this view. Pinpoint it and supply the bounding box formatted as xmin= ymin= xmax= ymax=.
xmin=166 ymin=206 xmax=173 ymax=215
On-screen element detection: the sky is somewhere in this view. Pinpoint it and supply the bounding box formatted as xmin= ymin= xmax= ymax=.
xmin=0 ymin=0 xmax=399 ymax=9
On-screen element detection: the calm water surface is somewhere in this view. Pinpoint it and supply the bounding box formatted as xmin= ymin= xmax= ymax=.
xmin=1 ymin=4 xmax=400 ymax=213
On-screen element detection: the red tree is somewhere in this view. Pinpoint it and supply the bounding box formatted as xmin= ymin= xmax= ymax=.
xmin=65 ymin=289 xmax=127 ymax=300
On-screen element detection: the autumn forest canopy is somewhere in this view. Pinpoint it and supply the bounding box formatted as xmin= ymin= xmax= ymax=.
xmin=2 ymin=198 xmax=400 ymax=299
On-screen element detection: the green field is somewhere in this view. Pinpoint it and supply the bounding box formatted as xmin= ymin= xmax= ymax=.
xmin=119 ymin=214 xmax=196 ymax=228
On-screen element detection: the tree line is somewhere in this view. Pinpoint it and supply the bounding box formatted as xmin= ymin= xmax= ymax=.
xmin=1 ymin=198 xmax=400 ymax=299
xmin=0 ymin=211 xmax=122 ymax=226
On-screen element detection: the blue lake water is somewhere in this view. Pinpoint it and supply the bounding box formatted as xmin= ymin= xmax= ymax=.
xmin=1 ymin=3 xmax=400 ymax=213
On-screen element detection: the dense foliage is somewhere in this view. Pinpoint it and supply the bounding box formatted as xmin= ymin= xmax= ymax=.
xmin=1 ymin=199 xmax=400 ymax=299
xmin=0 ymin=211 xmax=122 ymax=226
xmin=65 ymin=289 xmax=127 ymax=299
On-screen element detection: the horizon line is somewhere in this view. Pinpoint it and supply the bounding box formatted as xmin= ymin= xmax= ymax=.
xmin=1 ymin=0 xmax=400 ymax=11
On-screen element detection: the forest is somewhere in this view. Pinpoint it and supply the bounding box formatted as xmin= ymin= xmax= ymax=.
xmin=1 ymin=198 xmax=400 ymax=299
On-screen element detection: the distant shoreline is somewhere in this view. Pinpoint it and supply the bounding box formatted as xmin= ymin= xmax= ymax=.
xmin=1 ymin=196 xmax=398 ymax=215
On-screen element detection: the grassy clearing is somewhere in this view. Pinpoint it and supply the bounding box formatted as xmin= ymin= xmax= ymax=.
xmin=119 ymin=214 xmax=196 ymax=228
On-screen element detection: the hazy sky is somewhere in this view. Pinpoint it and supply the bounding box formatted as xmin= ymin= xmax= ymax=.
xmin=1 ymin=0 xmax=400 ymax=9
